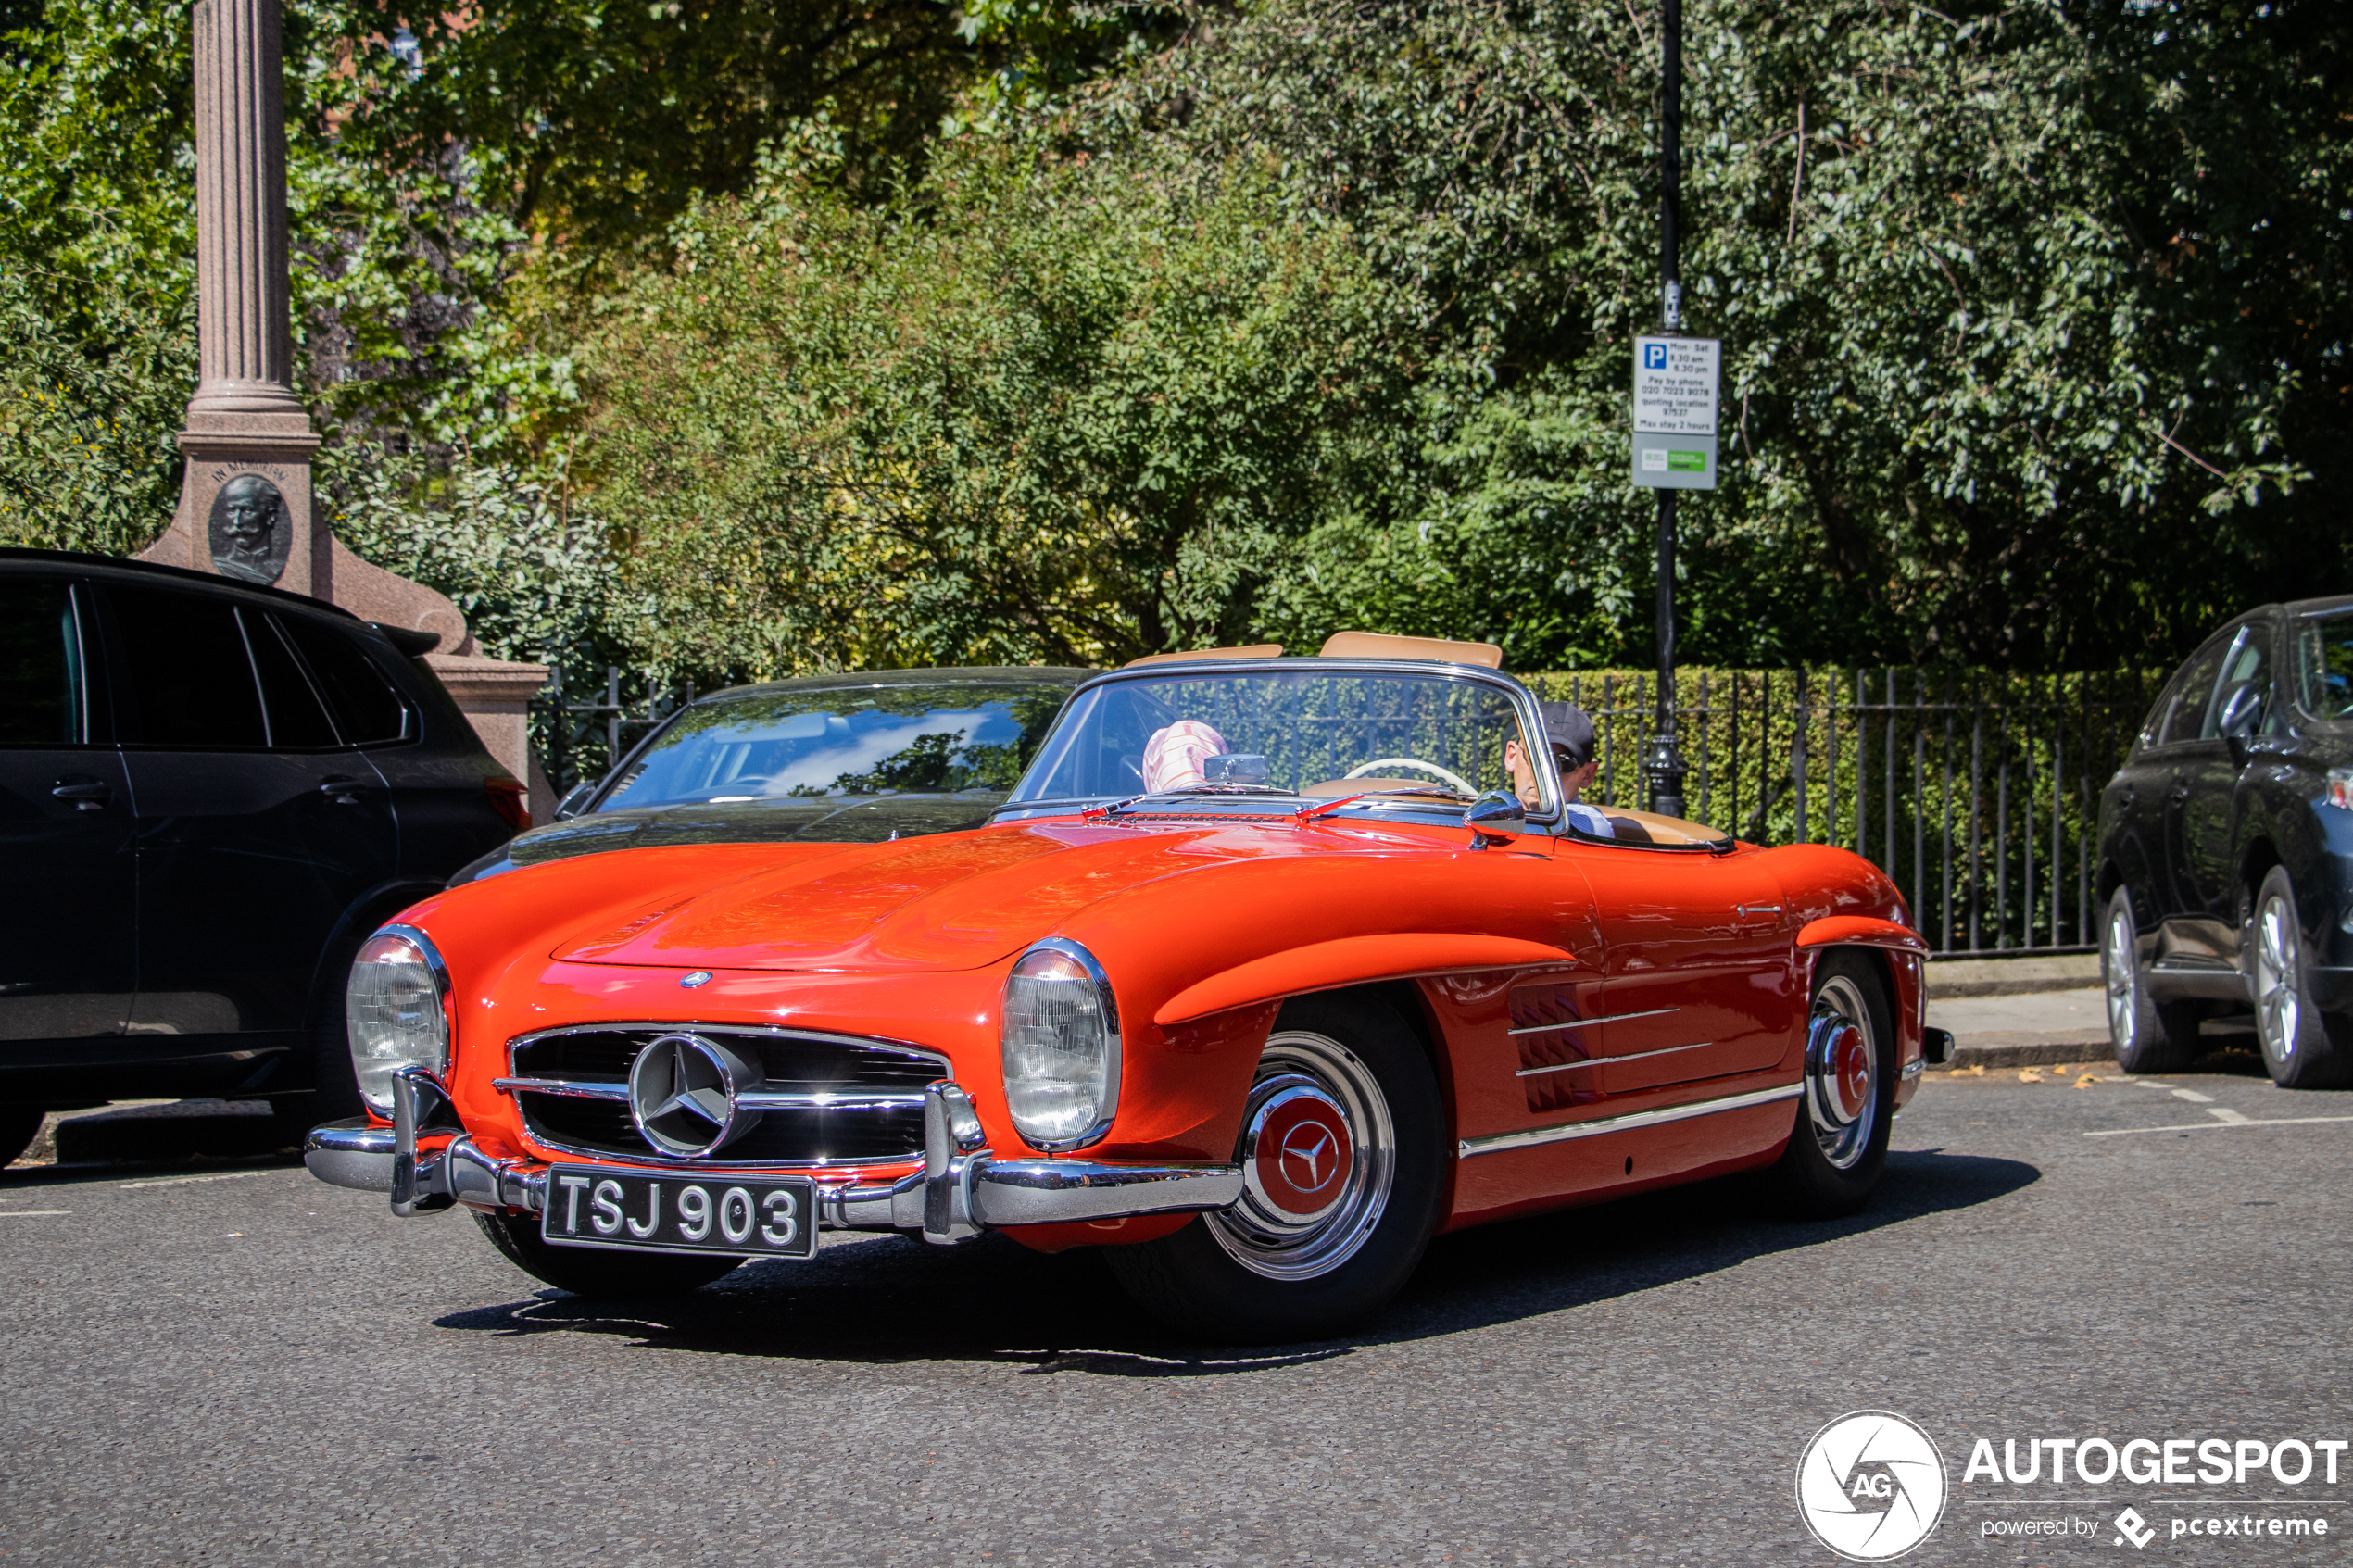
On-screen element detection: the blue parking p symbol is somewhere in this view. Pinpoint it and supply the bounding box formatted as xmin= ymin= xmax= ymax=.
xmin=1643 ymin=345 xmax=1667 ymax=370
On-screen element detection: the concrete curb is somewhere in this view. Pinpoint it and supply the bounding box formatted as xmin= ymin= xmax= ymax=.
xmin=1927 ymin=954 xmax=2101 ymax=999
xmin=1946 ymin=1031 xmax=2115 ymax=1070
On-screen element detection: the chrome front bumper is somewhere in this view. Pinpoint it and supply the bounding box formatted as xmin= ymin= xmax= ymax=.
xmin=304 ymin=1073 xmax=1242 ymax=1246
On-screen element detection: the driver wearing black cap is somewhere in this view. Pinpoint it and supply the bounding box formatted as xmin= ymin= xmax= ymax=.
xmin=1504 ymin=701 xmax=1613 ymax=838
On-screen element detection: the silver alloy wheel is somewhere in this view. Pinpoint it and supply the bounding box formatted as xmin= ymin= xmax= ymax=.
xmin=2106 ymin=903 xmax=2140 ymax=1053
xmin=1207 ymin=1030 xmax=1397 ymax=1281
xmin=2254 ymin=889 xmax=2303 ymax=1064
xmin=1804 ymin=975 xmax=1880 ymax=1171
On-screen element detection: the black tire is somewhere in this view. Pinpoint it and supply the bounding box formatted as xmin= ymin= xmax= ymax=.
xmin=472 ymin=1210 xmax=743 ymax=1298
xmin=268 ymin=922 xmax=381 ymax=1146
xmin=0 ymin=1106 xmax=44 ymax=1169
xmin=1104 ymin=991 xmax=1444 ymax=1343
xmin=2104 ymin=886 xmax=2200 ymax=1074
xmin=1769 ymin=949 xmax=1897 ymax=1219
xmin=2247 ymin=865 xmax=2353 ymax=1088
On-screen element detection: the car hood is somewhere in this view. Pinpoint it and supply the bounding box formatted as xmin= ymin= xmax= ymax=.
xmin=545 ymin=816 xmax=1406 ymax=974
xmin=467 ymin=794 xmax=1009 ymax=881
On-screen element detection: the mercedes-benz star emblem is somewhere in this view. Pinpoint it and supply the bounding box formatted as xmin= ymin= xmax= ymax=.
xmin=627 ymin=1033 xmax=764 ymax=1158
xmin=1278 ymin=1122 xmax=1340 ymax=1193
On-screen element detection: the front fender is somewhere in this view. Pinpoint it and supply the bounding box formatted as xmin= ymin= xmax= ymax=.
xmin=1153 ymin=934 xmax=1576 ymax=1026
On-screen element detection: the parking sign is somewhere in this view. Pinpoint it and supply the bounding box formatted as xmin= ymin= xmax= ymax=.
xmin=1632 ymin=335 xmax=1720 ymax=490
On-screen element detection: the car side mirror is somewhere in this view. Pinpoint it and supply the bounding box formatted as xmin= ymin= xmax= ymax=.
xmin=1463 ymin=790 xmax=1526 ymax=849
xmin=553 ymin=779 xmax=599 ymax=821
xmin=2217 ymin=682 xmax=2265 ymax=753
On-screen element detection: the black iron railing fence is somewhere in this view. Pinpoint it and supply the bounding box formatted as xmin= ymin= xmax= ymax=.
xmin=1523 ymin=668 xmax=2170 ymax=957
xmin=531 ymin=662 xmax=2169 ymax=959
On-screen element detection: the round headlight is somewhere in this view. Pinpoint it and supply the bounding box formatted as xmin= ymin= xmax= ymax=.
xmin=346 ymin=928 xmax=450 ymax=1116
xmin=1000 ymin=941 xmax=1120 ymax=1149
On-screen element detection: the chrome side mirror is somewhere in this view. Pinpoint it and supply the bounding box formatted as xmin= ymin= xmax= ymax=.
xmin=1462 ymin=790 xmax=1526 ymax=849
xmin=552 ymin=779 xmax=599 ymax=821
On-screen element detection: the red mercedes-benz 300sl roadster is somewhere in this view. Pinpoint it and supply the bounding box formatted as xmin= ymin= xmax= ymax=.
xmin=306 ymin=637 xmax=1947 ymax=1339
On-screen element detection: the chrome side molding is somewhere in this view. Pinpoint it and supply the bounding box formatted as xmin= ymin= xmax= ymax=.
xmin=1457 ymin=1082 xmax=1802 ymax=1159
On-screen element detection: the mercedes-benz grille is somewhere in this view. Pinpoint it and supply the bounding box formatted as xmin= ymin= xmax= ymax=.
xmin=497 ymin=1024 xmax=949 ymax=1166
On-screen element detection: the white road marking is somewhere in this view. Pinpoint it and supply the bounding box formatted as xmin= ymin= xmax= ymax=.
xmin=0 ymin=1210 xmax=70 ymax=1217
xmin=2171 ymin=1088 xmax=2215 ymax=1102
xmin=2130 ymin=1079 xmax=2173 ymax=1089
xmin=2088 ymin=1114 xmax=2353 ymax=1137
xmin=2207 ymin=1106 xmax=2250 ymax=1124
xmin=118 ymin=1170 xmax=280 ymax=1191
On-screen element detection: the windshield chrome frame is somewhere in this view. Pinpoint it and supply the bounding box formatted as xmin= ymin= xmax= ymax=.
xmin=994 ymin=657 xmax=1566 ymax=831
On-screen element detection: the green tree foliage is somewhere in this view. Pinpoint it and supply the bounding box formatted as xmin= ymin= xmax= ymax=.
xmin=1095 ymin=0 xmax=2351 ymax=670
xmin=579 ymin=134 xmax=1413 ymax=675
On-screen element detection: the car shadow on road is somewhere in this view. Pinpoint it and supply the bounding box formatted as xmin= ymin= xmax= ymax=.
xmin=429 ymin=1147 xmax=2037 ymax=1374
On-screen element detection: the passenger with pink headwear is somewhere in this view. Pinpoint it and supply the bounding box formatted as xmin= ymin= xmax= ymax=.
xmin=1141 ymin=720 xmax=1229 ymax=792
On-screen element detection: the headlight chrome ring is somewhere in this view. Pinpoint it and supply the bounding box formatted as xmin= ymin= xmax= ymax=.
xmin=1000 ymin=937 xmax=1121 ymax=1152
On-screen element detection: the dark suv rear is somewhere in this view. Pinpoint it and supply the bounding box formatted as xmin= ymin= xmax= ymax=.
xmin=0 ymin=548 xmax=523 ymax=1160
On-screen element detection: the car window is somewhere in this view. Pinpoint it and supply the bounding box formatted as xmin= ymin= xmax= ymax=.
xmin=603 ymin=681 xmax=1072 ymax=810
xmin=2200 ymin=621 xmax=2273 ymax=740
xmin=2294 ymin=609 xmax=2353 ymax=723
xmin=0 ymin=577 xmax=84 ymax=746
xmin=245 ymin=612 xmax=340 ymax=749
xmin=2156 ymin=634 xmax=2232 ymax=747
xmin=104 ymin=583 xmax=269 ymax=749
xmin=276 ymin=614 xmax=410 ymax=746
xmin=1012 ymin=667 xmax=1537 ymax=807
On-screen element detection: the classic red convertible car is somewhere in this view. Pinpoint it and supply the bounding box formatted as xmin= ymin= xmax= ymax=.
xmin=307 ymin=636 xmax=1947 ymax=1339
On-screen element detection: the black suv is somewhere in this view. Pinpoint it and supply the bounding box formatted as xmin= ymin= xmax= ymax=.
xmin=2097 ymin=595 xmax=2353 ymax=1085
xmin=1 ymin=548 xmax=524 ymax=1162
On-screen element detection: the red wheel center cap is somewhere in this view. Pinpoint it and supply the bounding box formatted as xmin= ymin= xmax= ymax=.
xmin=1251 ymin=1092 xmax=1354 ymax=1220
xmin=1831 ymin=1027 xmax=1870 ymax=1119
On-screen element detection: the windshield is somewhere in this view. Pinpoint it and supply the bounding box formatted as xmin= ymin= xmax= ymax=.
xmin=1009 ymin=667 xmax=1543 ymax=809
xmin=601 ymin=679 xmax=1075 ymax=811
xmin=2295 ymin=610 xmax=2353 ymax=723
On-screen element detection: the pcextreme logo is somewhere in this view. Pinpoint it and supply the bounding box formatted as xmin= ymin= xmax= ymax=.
xmin=1796 ymin=1411 xmax=1949 ymax=1561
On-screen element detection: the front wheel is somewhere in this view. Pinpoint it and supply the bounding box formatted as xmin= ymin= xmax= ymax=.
xmin=473 ymin=1210 xmax=743 ymax=1298
xmin=1104 ymin=992 xmax=1444 ymax=1342
xmin=1768 ymin=950 xmax=1896 ymax=1219
xmin=2105 ymin=886 xmax=2200 ymax=1074
xmin=2249 ymin=866 xmax=2352 ymax=1088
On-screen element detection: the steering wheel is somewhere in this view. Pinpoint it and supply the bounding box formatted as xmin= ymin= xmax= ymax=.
xmin=1345 ymin=757 xmax=1477 ymax=796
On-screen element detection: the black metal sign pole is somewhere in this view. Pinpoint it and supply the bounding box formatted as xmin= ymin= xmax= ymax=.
xmin=1643 ymin=0 xmax=1690 ymax=819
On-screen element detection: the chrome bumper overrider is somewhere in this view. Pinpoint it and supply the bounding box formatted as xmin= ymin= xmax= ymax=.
xmin=305 ymin=1073 xmax=1243 ymax=1246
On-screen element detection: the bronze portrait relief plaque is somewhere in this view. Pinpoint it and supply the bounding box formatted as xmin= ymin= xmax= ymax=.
xmin=208 ymin=471 xmax=290 ymax=584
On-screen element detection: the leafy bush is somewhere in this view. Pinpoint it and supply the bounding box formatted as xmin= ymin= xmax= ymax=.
xmin=579 ymin=133 xmax=1415 ymax=676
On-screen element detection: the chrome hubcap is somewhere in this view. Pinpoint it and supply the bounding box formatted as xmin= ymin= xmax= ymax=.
xmin=2106 ymin=906 xmax=2138 ymax=1049
xmin=1803 ymin=976 xmax=1879 ymax=1171
xmin=2255 ymin=893 xmax=2301 ymax=1060
xmin=1208 ymin=1031 xmax=1395 ymax=1281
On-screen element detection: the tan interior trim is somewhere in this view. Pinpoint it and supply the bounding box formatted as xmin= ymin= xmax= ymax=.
xmin=1124 ymin=644 xmax=1285 ymax=668
xmin=1588 ymin=809 xmax=1730 ymax=847
xmin=1317 ymin=631 xmax=1504 ymax=669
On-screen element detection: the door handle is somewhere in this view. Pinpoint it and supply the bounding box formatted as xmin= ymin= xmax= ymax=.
xmin=50 ymin=776 xmax=112 ymax=811
xmin=318 ymin=775 xmax=377 ymax=805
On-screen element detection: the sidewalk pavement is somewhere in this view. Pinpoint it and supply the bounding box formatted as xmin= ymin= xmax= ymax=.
xmin=1926 ymin=987 xmax=2113 ymax=1070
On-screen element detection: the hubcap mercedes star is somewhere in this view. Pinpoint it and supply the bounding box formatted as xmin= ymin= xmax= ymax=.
xmin=2255 ymin=893 xmax=2302 ymax=1061
xmin=627 ymin=1033 xmax=765 ymax=1157
xmin=1803 ymin=978 xmax=1879 ymax=1171
xmin=1211 ymin=1032 xmax=1395 ymax=1281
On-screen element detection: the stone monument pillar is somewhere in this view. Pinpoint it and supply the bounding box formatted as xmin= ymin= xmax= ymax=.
xmin=138 ymin=0 xmax=554 ymax=819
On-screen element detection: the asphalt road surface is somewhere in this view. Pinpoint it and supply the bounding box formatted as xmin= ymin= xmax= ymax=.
xmin=4 ymin=1047 xmax=2348 ymax=1567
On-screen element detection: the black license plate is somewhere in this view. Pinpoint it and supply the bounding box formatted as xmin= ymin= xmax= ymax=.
xmin=542 ymin=1167 xmax=818 ymax=1259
